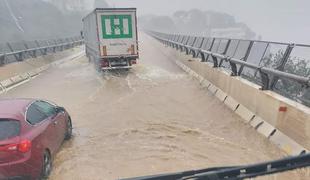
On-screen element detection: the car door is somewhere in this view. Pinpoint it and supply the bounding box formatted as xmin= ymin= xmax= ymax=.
xmin=26 ymin=102 xmax=59 ymax=155
xmin=35 ymin=101 xmax=66 ymax=149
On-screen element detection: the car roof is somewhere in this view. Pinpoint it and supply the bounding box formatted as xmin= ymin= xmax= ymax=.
xmin=0 ymin=98 xmax=35 ymax=120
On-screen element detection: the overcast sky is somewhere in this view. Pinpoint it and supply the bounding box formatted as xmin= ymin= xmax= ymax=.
xmin=106 ymin=0 xmax=310 ymax=44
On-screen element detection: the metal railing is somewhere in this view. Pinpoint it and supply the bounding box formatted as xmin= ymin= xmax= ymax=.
xmin=0 ymin=36 xmax=84 ymax=66
xmin=147 ymin=31 xmax=310 ymax=106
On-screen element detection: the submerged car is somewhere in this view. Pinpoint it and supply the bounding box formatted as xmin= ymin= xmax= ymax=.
xmin=0 ymin=98 xmax=72 ymax=180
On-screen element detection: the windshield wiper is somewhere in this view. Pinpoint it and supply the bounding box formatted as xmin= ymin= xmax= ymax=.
xmin=120 ymin=153 xmax=310 ymax=180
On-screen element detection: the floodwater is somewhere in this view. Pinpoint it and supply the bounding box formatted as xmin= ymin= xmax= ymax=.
xmin=1 ymin=33 xmax=308 ymax=180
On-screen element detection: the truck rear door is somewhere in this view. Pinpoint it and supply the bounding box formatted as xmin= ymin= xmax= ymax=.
xmin=96 ymin=10 xmax=138 ymax=57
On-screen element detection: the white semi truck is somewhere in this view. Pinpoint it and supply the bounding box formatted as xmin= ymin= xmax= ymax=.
xmin=83 ymin=8 xmax=139 ymax=71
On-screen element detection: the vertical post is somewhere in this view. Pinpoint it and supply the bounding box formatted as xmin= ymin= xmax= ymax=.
xmin=70 ymin=37 xmax=75 ymax=48
xmin=6 ymin=42 xmax=22 ymax=61
xmin=60 ymin=39 xmax=64 ymax=51
xmin=35 ymin=40 xmax=46 ymax=55
xmin=188 ymin=37 xmax=196 ymax=56
xmin=238 ymin=41 xmax=254 ymax=76
xmin=211 ymin=55 xmax=219 ymax=68
xmin=219 ymin=39 xmax=231 ymax=67
xmin=23 ymin=41 xmax=34 ymax=58
xmin=203 ymin=38 xmax=215 ymax=62
xmin=0 ymin=54 xmax=5 ymax=66
xmin=197 ymin=38 xmax=206 ymax=59
xmin=270 ymin=43 xmax=294 ymax=89
xmin=53 ymin=40 xmax=58 ymax=53
xmin=45 ymin=40 xmax=50 ymax=54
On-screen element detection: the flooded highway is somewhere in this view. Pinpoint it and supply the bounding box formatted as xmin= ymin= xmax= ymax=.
xmin=1 ymin=33 xmax=308 ymax=180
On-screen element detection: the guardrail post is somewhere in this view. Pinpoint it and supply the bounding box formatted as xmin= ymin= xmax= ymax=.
xmin=219 ymin=40 xmax=232 ymax=67
xmin=33 ymin=49 xmax=37 ymax=58
xmin=199 ymin=50 xmax=206 ymax=62
xmin=238 ymin=41 xmax=254 ymax=76
xmin=23 ymin=41 xmax=31 ymax=58
xmin=17 ymin=52 xmax=23 ymax=61
xmin=270 ymin=44 xmax=295 ymax=89
xmin=7 ymin=42 xmax=20 ymax=62
xmin=0 ymin=54 xmax=5 ymax=66
xmin=53 ymin=40 xmax=58 ymax=52
xmin=35 ymin=40 xmax=46 ymax=56
xmin=64 ymin=38 xmax=68 ymax=50
xmin=259 ymin=70 xmax=271 ymax=90
xmin=60 ymin=39 xmax=64 ymax=51
xmin=211 ymin=55 xmax=219 ymax=67
xmin=203 ymin=38 xmax=215 ymax=62
xmin=300 ymin=88 xmax=310 ymax=106
xmin=229 ymin=59 xmax=238 ymax=76
xmin=45 ymin=40 xmax=50 ymax=54
xmin=70 ymin=37 xmax=75 ymax=48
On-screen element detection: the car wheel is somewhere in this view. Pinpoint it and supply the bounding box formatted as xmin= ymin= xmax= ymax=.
xmin=40 ymin=150 xmax=52 ymax=179
xmin=65 ymin=117 xmax=72 ymax=140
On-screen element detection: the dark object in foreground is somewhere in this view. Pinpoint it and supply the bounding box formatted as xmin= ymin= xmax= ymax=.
xmin=120 ymin=153 xmax=310 ymax=180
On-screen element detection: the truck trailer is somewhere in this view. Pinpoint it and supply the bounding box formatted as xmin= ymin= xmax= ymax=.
xmin=83 ymin=8 xmax=139 ymax=71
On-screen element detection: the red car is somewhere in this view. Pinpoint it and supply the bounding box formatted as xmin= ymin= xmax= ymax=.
xmin=0 ymin=98 xmax=72 ymax=180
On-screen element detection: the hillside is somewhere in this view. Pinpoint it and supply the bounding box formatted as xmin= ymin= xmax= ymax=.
xmin=140 ymin=9 xmax=256 ymax=39
xmin=0 ymin=0 xmax=109 ymax=42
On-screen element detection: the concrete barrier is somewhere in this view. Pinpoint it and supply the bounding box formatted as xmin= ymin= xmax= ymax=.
xmin=200 ymin=79 xmax=211 ymax=88
xmin=250 ymin=116 xmax=264 ymax=129
xmin=215 ymin=89 xmax=227 ymax=102
xmin=224 ymin=96 xmax=239 ymax=111
xmin=10 ymin=75 xmax=24 ymax=84
xmin=0 ymin=83 xmax=5 ymax=94
xmin=255 ymin=117 xmax=276 ymax=138
xmin=166 ymin=47 xmax=310 ymax=155
xmin=235 ymin=104 xmax=255 ymax=123
xmin=28 ymin=71 xmax=38 ymax=77
xmin=270 ymin=130 xmax=307 ymax=155
xmin=20 ymin=73 xmax=30 ymax=80
xmin=0 ymin=79 xmax=14 ymax=88
xmin=208 ymin=84 xmax=218 ymax=94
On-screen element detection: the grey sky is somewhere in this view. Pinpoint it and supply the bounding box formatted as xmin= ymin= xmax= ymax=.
xmin=106 ymin=0 xmax=310 ymax=44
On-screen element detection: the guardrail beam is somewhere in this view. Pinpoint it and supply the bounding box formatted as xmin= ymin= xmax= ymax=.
xmin=148 ymin=31 xmax=310 ymax=106
xmin=0 ymin=37 xmax=83 ymax=66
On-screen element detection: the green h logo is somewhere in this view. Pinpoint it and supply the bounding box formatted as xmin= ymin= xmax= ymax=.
xmin=101 ymin=15 xmax=133 ymax=39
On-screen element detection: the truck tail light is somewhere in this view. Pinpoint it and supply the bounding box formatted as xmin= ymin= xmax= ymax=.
xmin=131 ymin=45 xmax=135 ymax=55
xmin=102 ymin=46 xmax=107 ymax=56
xmin=131 ymin=60 xmax=137 ymax=65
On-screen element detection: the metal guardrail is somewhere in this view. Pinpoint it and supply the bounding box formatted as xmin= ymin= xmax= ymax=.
xmin=148 ymin=31 xmax=310 ymax=106
xmin=0 ymin=36 xmax=84 ymax=66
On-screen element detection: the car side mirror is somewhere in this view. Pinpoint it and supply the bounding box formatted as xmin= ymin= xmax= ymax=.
xmin=55 ymin=106 xmax=65 ymax=113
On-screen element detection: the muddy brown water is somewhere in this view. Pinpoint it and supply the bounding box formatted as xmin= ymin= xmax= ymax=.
xmin=1 ymin=33 xmax=308 ymax=180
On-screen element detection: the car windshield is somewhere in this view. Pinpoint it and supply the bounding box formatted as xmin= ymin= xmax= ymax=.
xmin=0 ymin=119 xmax=20 ymax=141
